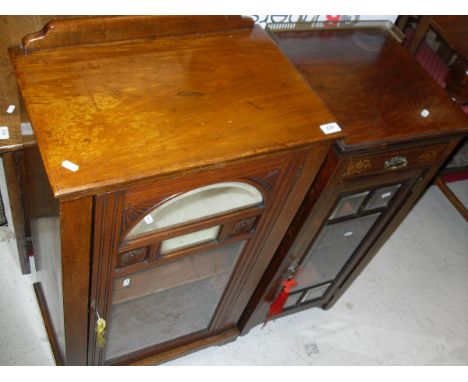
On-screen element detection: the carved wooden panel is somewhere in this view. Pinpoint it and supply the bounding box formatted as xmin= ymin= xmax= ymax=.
xmin=343 ymin=159 xmax=372 ymax=177
xmin=228 ymin=216 xmax=258 ymax=238
xmin=118 ymin=247 xmax=148 ymax=268
xmin=245 ymin=169 xmax=280 ymax=195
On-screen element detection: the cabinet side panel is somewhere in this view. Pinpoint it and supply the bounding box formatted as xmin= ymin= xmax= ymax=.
xmin=230 ymin=143 xmax=332 ymax=329
xmin=60 ymin=197 xmax=93 ymax=365
xmin=24 ymin=142 xmax=64 ymax=363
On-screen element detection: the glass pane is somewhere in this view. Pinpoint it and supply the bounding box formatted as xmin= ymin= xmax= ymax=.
xmin=329 ymin=191 xmax=369 ymax=220
xmin=294 ymin=213 xmax=380 ymax=290
xmin=300 ymin=283 xmax=331 ymax=303
xmin=127 ymin=182 xmax=263 ymax=238
xmin=364 ymin=184 xmax=401 ymax=211
xmin=160 ymin=226 xmax=220 ymax=255
xmin=105 ymin=241 xmax=245 ymax=361
xmin=283 ymin=292 xmax=302 ymax=309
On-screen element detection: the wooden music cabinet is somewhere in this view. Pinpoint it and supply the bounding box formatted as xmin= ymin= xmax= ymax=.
xmin=240 ymin=25 xmax=468 ymax=332
xmin=10 ymin=16 xmax=341 ymax=365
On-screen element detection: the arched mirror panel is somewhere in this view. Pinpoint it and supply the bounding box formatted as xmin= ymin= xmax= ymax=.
xmin=126 ymin=182 xmax=263 ymax=239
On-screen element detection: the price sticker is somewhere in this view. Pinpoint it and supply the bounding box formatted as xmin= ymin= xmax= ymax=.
xmin=320 ymin=122 xmax=342 ymax=135
xmin=0 ymin=126 xmax=10 ymax=139
xmin=61 ymin=160 xmax=79 ymax=172
xmin=144 ymin=214 xmax=154 ymax=224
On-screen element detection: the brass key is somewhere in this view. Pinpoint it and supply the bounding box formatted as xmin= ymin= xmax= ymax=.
xmin=96 ymin=317 xmax=106 ymax=348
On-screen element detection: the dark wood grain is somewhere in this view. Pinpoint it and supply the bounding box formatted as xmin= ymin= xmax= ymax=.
xmin=273 ymin=29 xmax=468 ymax=150
xmin=12 ymin=19 xmax=338 ymax=199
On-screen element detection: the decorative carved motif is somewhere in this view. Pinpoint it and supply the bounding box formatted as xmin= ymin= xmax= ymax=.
xmin=246 ymin=169 xmax=280 ymax=194
xmin=417 ymin=150 xmax=440 ymax=165
xmin=344 ymin=159 xmax=372 ymax=176
xmin=229 ymin=217 xmax=257 ymax=237
xmin=119 ymin=247 xmax=147 ymax=267
xmin=121 ymin=204 xmax=155 ymax=235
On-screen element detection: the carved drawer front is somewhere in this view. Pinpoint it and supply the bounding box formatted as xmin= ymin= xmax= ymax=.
xmin=343 ymin=143 xmax=447 ymax=178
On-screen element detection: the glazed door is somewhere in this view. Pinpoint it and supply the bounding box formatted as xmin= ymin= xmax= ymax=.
xmin=280 ymin=169 xmax=425 ymax=311
xmin=88 ymin=153 xmax=306 ymax=365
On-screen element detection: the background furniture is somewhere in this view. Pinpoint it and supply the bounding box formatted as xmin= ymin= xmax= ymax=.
xmin=396 ymin=15 xmax=468 ymax=221
xmin=0 ymin=16 xmax=77 ymax=274
xmin=241 ymin=25 xmax=467 ymax=331
xmin=397 ymin=16 xmax=468 ymax=105
xmin=12 ymin=16 xmax=340 ymax=365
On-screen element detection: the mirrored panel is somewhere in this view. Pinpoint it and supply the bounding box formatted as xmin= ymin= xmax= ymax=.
xmin=363 ymin=184 xmax=401 ymax=211
xmin=127 ymin=182 xmax=263 ymax=238
xmin=105 ymin=241 xmax=245 ymax=361
xmin=329 ymin=191 xmax=369 ymax=220
xmin=300 ymin=283 xmax=331 ymax=303
xmin=283 ymin=292 xmax=302 ymax=309
xmin=294 ymin=213 xmax=380 ymax=291
xmin=160 ymin=226 xmax=220 ymax=255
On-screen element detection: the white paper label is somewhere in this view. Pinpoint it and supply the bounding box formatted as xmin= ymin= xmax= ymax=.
xmin=144 ymin=214 xmax=154 ymax=225
xmin=61 ymin=160 xmax=79 ymax=172
xmin=123 ymin=278 xmax=131 ymax=287
xmin=6 ymin=105 xmax=15 ymax=114
xmin=320 ymin=122 xmax=342 ymax=135
xmin=0 ymin=126 xmax=10 ymax=139
xmin=420 ymin=109 xmax=430 ymax=118
xmin=381 ymin=192 xmax=392 ymax=199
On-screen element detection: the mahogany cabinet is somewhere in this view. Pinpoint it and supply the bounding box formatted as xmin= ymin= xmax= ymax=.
xmin=240 ymin=25 xmax=468 ymax=332
xmin=11 ymin=16 xmax=340 ymax=365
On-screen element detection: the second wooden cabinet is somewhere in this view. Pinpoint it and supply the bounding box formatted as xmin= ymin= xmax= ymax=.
xmin=240 ymin=25 xmax=467 ymax=332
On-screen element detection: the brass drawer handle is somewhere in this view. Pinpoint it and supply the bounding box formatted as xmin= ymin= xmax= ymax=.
xmin=384 ymin=156 xmax=408 ymax=170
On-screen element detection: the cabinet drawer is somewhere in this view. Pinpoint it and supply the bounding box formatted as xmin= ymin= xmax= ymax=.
xmin=343 ymin=143 xmax=447 ymax=178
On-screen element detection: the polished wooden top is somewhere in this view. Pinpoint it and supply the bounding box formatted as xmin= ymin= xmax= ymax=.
xmin=432 ymin=16 xmax=468 ymax=59
xmin=12 ymin=17 xmax=339 ymax=199
xmin=273 ymin=29 xmax=468 ymax=150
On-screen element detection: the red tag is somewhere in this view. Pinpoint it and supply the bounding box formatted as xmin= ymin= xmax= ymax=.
xmin=265 ymin=278 xmax=298 ymax=321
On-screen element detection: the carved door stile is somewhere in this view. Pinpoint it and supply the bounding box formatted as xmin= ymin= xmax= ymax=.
xmin=88 ymin=191 xmax=125 ymax=366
